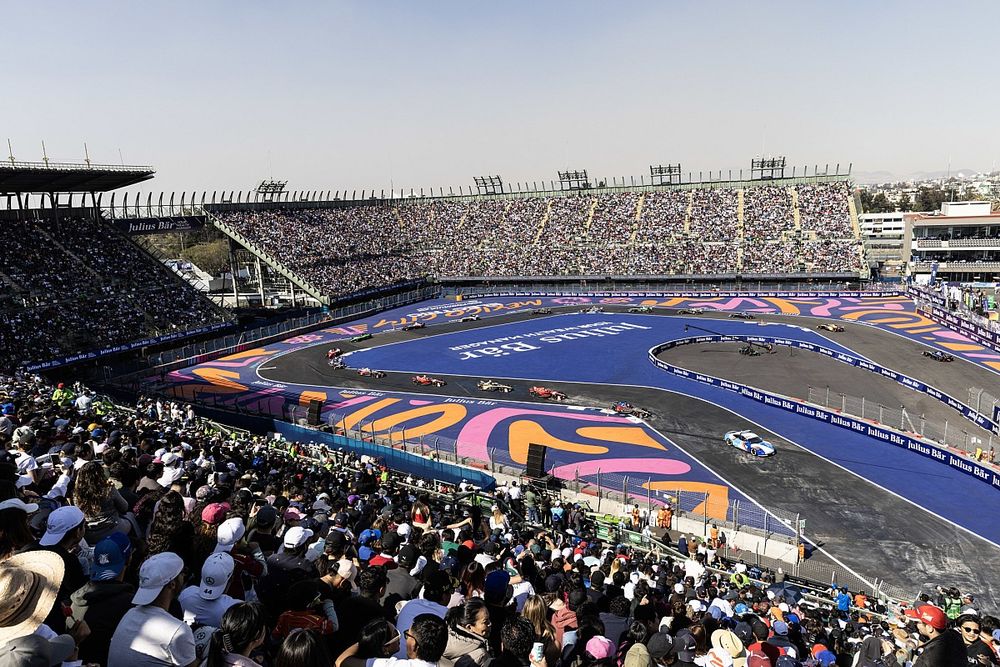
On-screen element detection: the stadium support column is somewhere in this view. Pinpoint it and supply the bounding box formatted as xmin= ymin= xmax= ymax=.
xmin=228 ymin=241 xmax=240 ymax=308
xmin=255 ymin=256 xmax=266 ymax=306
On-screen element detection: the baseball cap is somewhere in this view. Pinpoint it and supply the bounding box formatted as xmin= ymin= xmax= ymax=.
xmin=775 ymin=656 xmax=800 ymax=667
xmin=398 ymin=544 xmax=419 ymax=569
xmin=0 ymin=633 xmax=76 ymax=667
xmin=92 ymin=533 xmax=132 ymax=581
xmin=359 ymin=528 xmax=381 ymax=544
xmin=215 ymin=517 xmax=246 ymax=553
xmin=772 ymin=621 xmax=789 ymax=636
xmin=675 ymin=631 xmax=697 ymax=662
xmin=133 ymin=552 xmax=184 ymax=605
xmin=647 ymin=633 xmax=675 ymax=660
xmin=815 ymin=651 xmax=837 ymax=667
xmin=904 ymin=604 xmax=947 ymax=631
xmin=39 ymin=505 xmax=85 ymax=547
xmin=283 ymin=526 xmax=314 ymax=549
xmin=201 ymin=502 xmax=230 ymax=526
xmin=198 ymin=552 xmax=235 ymax=600
xmin=585 ymin=636 xmax=614 ymax=660
xmin=485 ymin=570 xmax=511 ymax=601
xmin=255 ymin=505 xmax=277 ymax=527
xmin=0 ymin=498 xmax=38 ymax=514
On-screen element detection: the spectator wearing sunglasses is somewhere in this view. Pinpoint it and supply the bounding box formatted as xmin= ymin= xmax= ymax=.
xmin=338 ymin=613 xmax=449 ymax=667
xmin=955 ymin=615 xmax=997 ymax=667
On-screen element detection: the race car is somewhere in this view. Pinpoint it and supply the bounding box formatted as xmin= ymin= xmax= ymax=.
xmin=529 ymin=386 xmax=568 ymax=401
xmin=412 ymin=375 xmax=447 ymax=386
xmin=724 ymin=430 xmax=776 ymax=457
xmin=728 ymin=312 xmax=756 ymax=320
xmin=328 ymin=358 xmax=347 ymax=369
xmin=477 ymin=379 xmax=513 ymax=392
xmin=326 ymin=348 xmax=343 ymax=359
xmin=816 ymin=323 xmax=845 ymax=332
xmin=357 ymin=368 xmax=387 ymax=378
xmin=350 ymin=333 xmax=373 ymax=342
xmin=611 ymin=401 xmax=653 ymax=419
xmin=579 ymin=306 xmax=604 ymax=313
xmin=738 ymin=345 xmax=761 ymax=356
xmin=532 ymin=308 xmax=553 ymax=315
xmin=922 ymin=350 xmax=954 ymax=362
xmin=401 ymin=322 xmax=426 ymax=331
xmin=678 ymin=307 xmax=705 ymax=315
xmin=457 ymin=315 xmax=480 ymax=322
xmin=628 ymin=306 xmax=653 ymax=313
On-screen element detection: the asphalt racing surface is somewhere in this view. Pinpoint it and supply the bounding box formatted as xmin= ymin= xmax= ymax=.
xmin=260 ymin=306 xmax=1000 ymax=607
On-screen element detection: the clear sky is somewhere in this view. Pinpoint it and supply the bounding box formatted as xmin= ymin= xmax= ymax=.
xmin=3 ymin=1 xmax=999 ymax=194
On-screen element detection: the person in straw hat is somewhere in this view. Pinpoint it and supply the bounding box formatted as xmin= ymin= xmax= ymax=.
xmin=0 ymin=550 xmax=80 ymax=666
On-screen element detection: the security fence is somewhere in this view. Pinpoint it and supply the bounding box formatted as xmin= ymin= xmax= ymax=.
xmin=807 ymin=386 xmax=998 ymax=461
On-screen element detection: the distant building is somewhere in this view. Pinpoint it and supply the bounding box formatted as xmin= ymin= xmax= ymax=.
xmin=907 ymin=201 xmax=1000 ymax=282
xmin=859 ymin=212 xmax=908 ymax=276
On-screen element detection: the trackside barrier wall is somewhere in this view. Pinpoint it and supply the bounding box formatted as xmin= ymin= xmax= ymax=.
xmin=665 ymin=333 xmax=999 ymax=435
xmin=649 ymin=338 xmax=1000 ymax=492
xmin=462 ymin=290 xmax=903 ymax=299
xmin=918 ymin=305 xmax=1000 ymax=355
xmin=271 ymin=421 xmax=497 ymax=491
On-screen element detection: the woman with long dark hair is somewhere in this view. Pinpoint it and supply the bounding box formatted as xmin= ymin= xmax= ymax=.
xmin=204 ymin=602 xmax=268 ymax=667
xmin=275 ymin=628 xmax=333 ymax=667
xmin=356 ymin=619 xmax=401 ymax=660
xmin=74 ymin=460 xmax=130 ymax=544
xmin=441 ymin=598 xmax=492 ymax=667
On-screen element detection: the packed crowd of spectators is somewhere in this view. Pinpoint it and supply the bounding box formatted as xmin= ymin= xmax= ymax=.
xmin=743 ymin=187 xmax=795 ymax=240
xmin=2 ymin=374 xmax=997 ymax=667
xmin=797 ymin=184 xmax=854 ymax=239
xmin=0 ymin=215 xmax=231 ymax=372
xmin=217 ymin=183 xmax=862 ymax=298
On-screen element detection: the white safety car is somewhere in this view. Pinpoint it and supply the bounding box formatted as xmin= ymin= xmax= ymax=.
xmin=723 ymin=430 xmax=775 ymax=457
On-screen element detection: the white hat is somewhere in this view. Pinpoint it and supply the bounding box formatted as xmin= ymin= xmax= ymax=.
xmin=778 ymin=602 xmax=790 ymax=613
xmin=397 ymin=523 xmax=411 ymax=537
xmin=198 ymin=552 xmax=234 ymax=600
xmin=160 ymin=452 xmax=179 ymax=466
xmin=158 ymin=467 xmax=184 ymax=487
xmin=214 ymin=517 xmax=246 ymax=553
xmin=674 ymin=583 xmax=686 ymax=594
xmin=707 ymin=648 xmax=734 ymax=667
xmin=0 ymin=497 xmax=38 ymax=513
xmin=39 ymin=505 xmax=85 ymax=547
xmin=283 ymin=526 xmax=314 ymax=549
xmin=133 ymin=552 xmax=184 ymax=605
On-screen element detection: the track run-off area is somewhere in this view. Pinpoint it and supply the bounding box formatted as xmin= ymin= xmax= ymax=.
xmin=155 ymin=293 xmax=1000 ymax=606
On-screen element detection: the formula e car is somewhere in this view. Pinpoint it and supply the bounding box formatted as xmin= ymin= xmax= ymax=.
xmin=477 ymin=379 xmax=513 ymax=393
xmin=412 ymin=375 xmax=446 ymax=387
xmin=532 ymin=308 xmax=553 ymax=315
xmin=326 ymin=348 xmax=343 ymax=359
xmin=724 ymin=430 xmax=775 ymax=457
xmin=728 ymin=312 xmax=756 ymax=320
xmin=579 ymin=306 xmax=604 ymax=313
xmin=816 ymin=323 xmax=845 ymax=333
xmin=738 ymin=344 xmax=761 ymax=357
xmin=611 ymin=401 xmax=653 ymax=419
xmin=678 ymin=307 xmax=706 ymax=315
xmin=922 ymin=350 xmax=954 ymax=362
xmin=328 ymin=358 xmax=347 ymax=369
xmin=529 ymin=386 xmax=568 ymax=401
xmin=457 ymin=315 xmax=480 ymax=322
xmin=350 ymin=333 xmax=373 ymax=342
xmin=401 ymin=322 xmax=426 ymax=331
xmin=628 ymin=306 xmax=654 ymax=313
xmin=357 ymin=368 xmax=387 ymax=378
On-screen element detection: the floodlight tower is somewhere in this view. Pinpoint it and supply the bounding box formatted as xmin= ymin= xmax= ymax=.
xmin=650 ymin=164 xmax=682 ymax=186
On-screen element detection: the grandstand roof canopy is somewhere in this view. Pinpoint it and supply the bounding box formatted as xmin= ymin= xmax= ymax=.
xmin=0 ymin=161 xmax=155 ymax=193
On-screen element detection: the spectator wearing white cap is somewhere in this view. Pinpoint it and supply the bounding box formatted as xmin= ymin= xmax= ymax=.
xmin=179 ymin=552 xmax=241 ymax=628
xmin=257 ymin=526 xmax=317 ymax=612
xmin=108 ymin=552 xmax=195 ymax=667
xmin=214 ymin=516 xmax=265 ymax=600
xmin=0 ymin=496 xmax=38 ymax=560
xmin=28 ymin=505 xmax=87 ymax=634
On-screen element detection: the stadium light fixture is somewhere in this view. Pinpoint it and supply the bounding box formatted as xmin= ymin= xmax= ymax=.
xmin=750 ymin=157 xmax=786 ymax=181
xmin=255 ymin=179 xmax=288 ymax=202
xmin=473 ymin=175 xmax=504 ymax=196
xmin=557 ymin=170 xmax=590 ymax=191
xmin=650 ymin=164 xmax=682 ymax=186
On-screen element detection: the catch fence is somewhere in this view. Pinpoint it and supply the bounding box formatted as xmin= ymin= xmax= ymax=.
xmin=806 ymin=386 xmax=998 ymax=461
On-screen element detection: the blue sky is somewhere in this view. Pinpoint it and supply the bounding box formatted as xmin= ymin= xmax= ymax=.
xmin=3 ymin=1 xmax=998 ymax=193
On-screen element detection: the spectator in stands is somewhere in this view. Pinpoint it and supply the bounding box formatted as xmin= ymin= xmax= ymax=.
xmin=441 ymin=598 xmax=492 ymax=667
xmin=904 ymin=604 xmax=966 ymax=667
xmin=69 ymin=533 xmax=136 ymax=665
